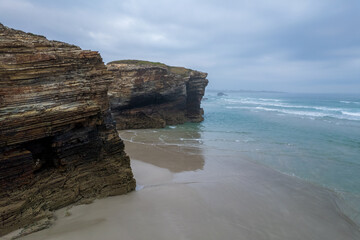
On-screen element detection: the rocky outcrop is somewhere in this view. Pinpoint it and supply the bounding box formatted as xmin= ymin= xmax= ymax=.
xmin=0 ymin=23 xmax=135 ymax=236
xmin=107 ymin=60 xmax=208 ymax=129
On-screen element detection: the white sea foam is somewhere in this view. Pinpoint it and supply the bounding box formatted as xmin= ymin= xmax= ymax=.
xmin=280 ymin=109 xmax=328 ymax=117
xmin=342 ymin=111 xmax=360 ymax=117
xmin=258 ymin=98 xmax=282 ymax=102
xmin=225 ymin=106 xmax=252 ymax=109
xmin=340 ymin=101 xmax=360 ymax=105
xmin=223 ymin=96 xmax=360 ymax=121
xmin=312 ymin=106 xmax=343 ymax=112
xmin=256 ymin=107 xmax=360 ymax=121
xmin=254 ymin=107 xmax=329 ymax=118
xmin=225 ymin=98 xmax=345 ymax=112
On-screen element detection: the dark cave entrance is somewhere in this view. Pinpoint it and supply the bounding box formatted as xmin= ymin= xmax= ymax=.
xmin=185 ymin=82 xmax=198 ymax=116
xmin=23 ymin=136 xmax=56 ymax=173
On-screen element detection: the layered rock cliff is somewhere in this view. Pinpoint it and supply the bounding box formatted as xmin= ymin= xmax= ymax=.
xmin=107 ymin=60 xmax=208 ymax=129
xmin=0 ymin=23 xmax=135 ymax=236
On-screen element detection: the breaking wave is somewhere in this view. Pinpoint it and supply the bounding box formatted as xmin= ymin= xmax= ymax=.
xmin=223 ymin=97 xmax=360 ymax=121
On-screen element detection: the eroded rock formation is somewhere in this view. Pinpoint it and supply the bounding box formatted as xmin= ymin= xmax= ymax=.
xmin=107 ymin=60 xmax=208 ymax=129
xmin=0 ymin=23 xmax=135 ymax=236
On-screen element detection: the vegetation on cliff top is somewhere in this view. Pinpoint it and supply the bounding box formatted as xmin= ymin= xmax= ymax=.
xmin=107 ymin=59 xmax=192 ymax=76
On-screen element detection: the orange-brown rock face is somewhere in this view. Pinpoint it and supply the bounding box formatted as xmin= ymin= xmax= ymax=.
xmin=0 ymin=23 xmax=135 ymax=236
xmin=107 ymin=60 xmax=208 ymax=129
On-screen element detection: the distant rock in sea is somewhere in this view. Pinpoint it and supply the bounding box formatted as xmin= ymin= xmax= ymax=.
xmin=106 ymin=60 xmax=209 ymax=129
xmin=217 ymin=92 xmax=227 ymax=96
xmin=0 ymin=23 xmax=135 ymax=236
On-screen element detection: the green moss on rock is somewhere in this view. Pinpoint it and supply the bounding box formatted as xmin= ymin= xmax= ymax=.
xmin=107 ymin=59 xmax=192 ymax=77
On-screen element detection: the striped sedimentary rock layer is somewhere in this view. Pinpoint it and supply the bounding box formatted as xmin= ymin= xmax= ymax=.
xmin=0 ymin=23 xmax=135 ymax=236
xmin=107 ymin=60 xmax=208 ymax=129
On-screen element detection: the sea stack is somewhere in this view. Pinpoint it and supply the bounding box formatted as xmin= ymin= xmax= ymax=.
xmin=0 ymin=24 xmax=135 ymax=235
xmin=106 ymin=60 xmax=208 ymax=129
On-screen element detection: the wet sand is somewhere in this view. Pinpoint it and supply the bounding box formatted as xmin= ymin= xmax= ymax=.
xmin=9 ymin=132 xmax=360 ymax=240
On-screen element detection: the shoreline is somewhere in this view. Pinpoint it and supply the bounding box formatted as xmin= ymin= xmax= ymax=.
xmin=8 ymin=133 xmax=360 ymax=240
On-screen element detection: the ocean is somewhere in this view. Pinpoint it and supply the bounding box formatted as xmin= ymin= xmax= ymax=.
xmin=121 ymin=90 xmax=360 ymax=227
xmin=202 ymin=91 xmax=360 ymax=224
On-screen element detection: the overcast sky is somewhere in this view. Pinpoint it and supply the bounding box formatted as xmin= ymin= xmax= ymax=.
xmin=1 ymin=0 xmax=360 ymax=93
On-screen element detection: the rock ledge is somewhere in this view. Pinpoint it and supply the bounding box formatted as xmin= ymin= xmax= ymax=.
xmin=107 ymin=60 xmax=208 ymax=129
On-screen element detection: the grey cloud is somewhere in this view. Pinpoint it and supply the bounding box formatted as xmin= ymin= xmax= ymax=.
xmin=0 ymin=0 xmax=359 ymax=93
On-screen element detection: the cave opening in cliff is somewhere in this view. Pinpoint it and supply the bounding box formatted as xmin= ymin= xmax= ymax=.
xmin=23 ymin=136 xmax=56 ymax=173
xmin=185 ymin=82 xmax=197 ymax=116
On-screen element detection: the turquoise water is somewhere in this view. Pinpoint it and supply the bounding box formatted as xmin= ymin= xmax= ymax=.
xmin=160 ymin=91 xmax=360 ymax=225
xmin=201 ymin=91 xmax=360 ymax=224
xmin=123 ymin=91 xmax=360 ymax=225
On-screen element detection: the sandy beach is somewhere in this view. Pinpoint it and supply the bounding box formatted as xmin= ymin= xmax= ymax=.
xmin=7 ymin=130 xmax=360 ymax=240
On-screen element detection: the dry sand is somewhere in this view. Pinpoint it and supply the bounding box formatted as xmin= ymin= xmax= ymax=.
xmin=6 ymin=133 xmax=360 ymax=240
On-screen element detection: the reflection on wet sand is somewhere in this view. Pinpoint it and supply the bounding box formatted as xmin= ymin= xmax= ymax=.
xmin=119 ymin=127 xmax=360 ymax=240
xmin=119 ymin=128 xmax=205 ymax=173
xmin=14 ymin=126 xmax=360 ymax=240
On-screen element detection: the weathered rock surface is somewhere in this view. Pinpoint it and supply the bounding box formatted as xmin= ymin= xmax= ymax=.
xmin=0 ymin=23 xmax=135 ymax=236
xmin=107 ymin=60 xmax=208 ymax=129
